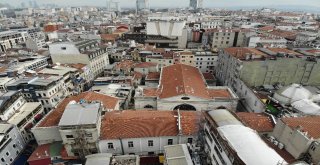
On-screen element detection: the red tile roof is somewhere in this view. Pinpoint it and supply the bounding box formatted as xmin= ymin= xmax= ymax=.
xmin=143 ymin=88 xmax=159 ymax=97
xmin=159 ymin=64 xmax=210 ymax=99
xmin=146 ymin=72 xmax=160 ymax=80
xmin=115 ymin=60 xmax=136 ymax=70
xmin=236 ymin=112 xmax=274 ymax=133
xmin=224 ymin=47 xmax=267 ymax=60
xmin=37 ymin=92 xmax=119 ymax=127
xmin=202 ymin=73 xmax=215 ymax=80
xmin=100 ymin=110 xmax=201 ymax=139
xmin=134 ymin=62 xmax=157 ymax=68
xmin=282 ymin=116 xmax=320 ymax=139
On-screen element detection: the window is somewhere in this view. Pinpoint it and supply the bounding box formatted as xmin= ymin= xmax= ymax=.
xmin=128 ymin=141 xmax=134 ymax=148
xmin=5 ymin=152 xmax=9 ymax=156
xmin=187 ymin=138 xmax=193 ymax=144
xmin=61 ymin=47 xmax=66 ymax=50
xmin=148 ymin=140 xmax=153 ymax=147
xmin=108 ymin=143 xmax=114 ymax=149
xmin=85 ymin=133 xmax=92 ymax=137
xmin=168 ymin=139 xmax=173 ymax=145
xmin=9 ymin=158 xmax=12 ymax=162
xmin=13 ymin=144 xmax=16 ymax=148
xmin=66 ymin=135 xmax=74 ymax=139
xmin=1 ymin=158 xmax=4 ymax=162
xmin=311 ymin=145 xmax=316 ymax=151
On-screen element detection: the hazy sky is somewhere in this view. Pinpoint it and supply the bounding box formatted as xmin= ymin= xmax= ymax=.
xmin=2 ymin=0 xmax=320 ymax=8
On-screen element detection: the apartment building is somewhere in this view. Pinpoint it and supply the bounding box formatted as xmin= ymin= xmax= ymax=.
xmin=0 ymin=91 xmax=44 ymax=143
xmin=32 ymin=92 xmax=119 ymax=146
xmin=58 ymin=102 xmax=102 ymax=157
xmin=37 ymin=65 xmax=86 ymax=94
xmin=49 ymin=40 xmax=110 ymax=81
xmin=6 ymin=76 xmax=68 ymax=112
xmin=194 ymin=51 xmax=218 ymax=73
xmin=272 ymin=116 xmax=320 ymax=164
xmin=0 ymin=123 xmax=26 ymax=165
xmin=216 ymin=47 xmax=320 ymax=89
xmin=202 ymin=109 xmax=286 ymax=165
xmin=12 ymin=27 xmax=46 ymax=51
xmin=0 ymin=31 xmax=27 ymax=52
xmin=207 ymin=28 xmax=252 ymax=50
xmin=5 ymin=56 xmax=48 ymax=76
xmin=173 ymin=51 xmax=196 ymax=67
xmin=99 ymin=110 xmax=200 ymax=156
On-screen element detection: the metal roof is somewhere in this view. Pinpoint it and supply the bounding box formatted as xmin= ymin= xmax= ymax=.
xmin=164 ymin=144 xmax=193 ymax=165
xmin=58 ymin=103 xmax=100 ymax=126
xmin=208 ymin=109 xmax=242 ymax=127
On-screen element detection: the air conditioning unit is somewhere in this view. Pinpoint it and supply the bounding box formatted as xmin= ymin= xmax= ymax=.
xmin=273 ymin=140 xmax=279 ymax=146
xmin=278 ymin=143 xmax=284 ymax=150
xmin=269 ymin=136 xmax=275 ymax=143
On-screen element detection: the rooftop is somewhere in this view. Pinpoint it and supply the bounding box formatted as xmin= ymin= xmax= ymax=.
xmin=218 ymin=125 xmax=286 ymax=165
xmin=8 ymin=102 xmax=41 ymax=125
xmin=164 ymin=144 xmax=193 ymax=165
xmin=159 ymin=64 xmax=210 ymax=99
xmin=281 ymin=116 xmax=320 ymax=139
xmin=100 ymin=110 xmax=201 ymax=139
xmin=236 ymin=112 xmax=274 ymax=133
xmin=207 ymin=109 xmax=243 ymax=127
xmin=58 ymin=103 xmax=100 ymax=126
xmin=37 ymin=92 xmax=119 ymax=127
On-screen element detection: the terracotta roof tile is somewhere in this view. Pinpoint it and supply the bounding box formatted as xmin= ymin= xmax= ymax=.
xmin=37 ymin=92 xmax=119 ymax=127
xmin=236 ymin=112 xmax=274 ymax=133
xmin=202 ymin=73 xmax=215 ymax=80
xmin=100 ymin=110 xmax=201 ymax=139
xmin=143 ymin=88 xmax=159 ymax=97
xmin=134 ymin=62 xmax=157 ymax=68
xmin=146 ymin=72 xmax=160 ymax=80
xmin=282 ymin=116 xmax=320 ymax=139
xmin=224 ymin=47 xmax=267 ymax=60
xmin=159 ymin=64 xmax=210 ymax=99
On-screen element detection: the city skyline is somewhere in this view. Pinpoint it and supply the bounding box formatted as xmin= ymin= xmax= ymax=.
xmin=3 ymin=0 xmax=320 ymax=8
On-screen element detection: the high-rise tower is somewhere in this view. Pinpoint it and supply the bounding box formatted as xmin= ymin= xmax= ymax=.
xmin=190 ymin=0 xmax=203 ymax=9
xmin=136 ymin=0 xmax=149 ymax=13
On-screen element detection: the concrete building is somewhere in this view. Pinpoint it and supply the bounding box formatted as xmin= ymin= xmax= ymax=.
xmin=189 ymin=0 xmax=203 ymax=9
xmin=58 ymin=102 xmax=102 ymax=157
xmin=12 ymin=27 xmax=46 ymax=51
xmin=173 ymin=51 xmax=196 ymax=67
xmin=0 ymin=77 xmax=14 ymax=93
xmin=0 ymin=123 xmax=26 ymax=165
xmin=164 ymin=144 xmax=193 ymax=165
xmin=146 ymin=18 xmax=188 ymax=48
xmin=32 ymin=92 xmax=119 ymax=146
xmin=216 ymin=47 xmax=320 ymax=89
xmin=0 ymin=91 xmax=44 ymax=143
xmin=49 ymin=40 xmax=110 ymax=80
xmin=6 ymin=76 xmax=68 ymax=113
xmin=0 ymin=31 xmax=26 ymax=52
xmin=135 ymin=64 xmax=238 ymax=111
xmin=194 ymin=51 xmax=218 ymax=73
xmin=136 ymin=0 xmax=149 ymax=13
xmin=203 ymin=109 xmax=286 ymax=165
xmin=99 ymin=110 xmax=201 ymax=156
xmin=208 ymin=28 xmax=252 ymax=51
xmin=272 ymin=116 xmax=320 ymax=164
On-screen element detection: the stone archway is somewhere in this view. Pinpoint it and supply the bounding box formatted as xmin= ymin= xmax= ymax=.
xmin=173 ymin=104 xmax=196 ymax=111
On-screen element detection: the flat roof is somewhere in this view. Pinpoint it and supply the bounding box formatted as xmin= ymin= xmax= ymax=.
xmin=0 ymin=123 xmax=13 ymax=134
xmin=8 ymin=102 xmax=41 ymax=125
xmin=85 ymin=153 xmax=112 ymax=165
xmin=58 ymin=103 xmax=100 ymax=126
xmin=164 ymin=144 xmax=193 ymax=165
xmin=218 ymin=125 xmax=286 ymax=165
xmin=208 ymin=110 xmax=243 ymax=127
xmin=38 ymin=66 xmax=78 ymax=76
